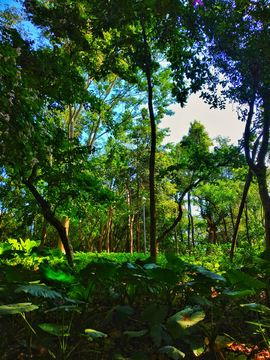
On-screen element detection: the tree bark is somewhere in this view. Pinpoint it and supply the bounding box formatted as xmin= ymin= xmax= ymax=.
xmin=141 ymin=19 xmax=157 ymax=262
xmin=97 ymin=221 xmax=103 ymax=253
xmin=38 ymin=217 xmax=47 ymax=250
xmin=58 ymin=216 xmax=70 ymax=254
xmin=230 ymin=169 xmax=252 ymax=261
xmin=245 ymin=203 xmax=251 ymax=246
xmin=244 ymin=98 xmax=270 ymax=249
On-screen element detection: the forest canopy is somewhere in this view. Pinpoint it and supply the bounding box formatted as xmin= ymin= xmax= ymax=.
xmin=0 ymin=0 xmax=269 ymax=264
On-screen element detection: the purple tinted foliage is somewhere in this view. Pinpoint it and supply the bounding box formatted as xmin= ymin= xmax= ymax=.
xmin=191 ymin=0 xmax=203 ymax=5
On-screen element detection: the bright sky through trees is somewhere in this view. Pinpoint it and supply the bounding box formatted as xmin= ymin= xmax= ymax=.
xmin=160 ymin=93 xmax=245 ymax=146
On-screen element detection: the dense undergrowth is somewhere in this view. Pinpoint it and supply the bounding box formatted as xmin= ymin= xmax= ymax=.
xmin=0 ymin=239 xmax=270 ymax=360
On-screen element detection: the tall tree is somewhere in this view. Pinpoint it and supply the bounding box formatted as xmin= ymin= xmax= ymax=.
xmin=201 ymin=0 xmax=270 ymax=248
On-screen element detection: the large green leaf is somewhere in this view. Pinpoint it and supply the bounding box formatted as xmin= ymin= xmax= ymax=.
xmin=0 ymin=302 xmax=39 ymax=315
xmin=147 ymin=267 xmax=179 ymax=286
xmin=142 ymin=303 xmax=169 ymax=326
xmin=185 ymin=335 xmax=205 ymax=357
xmin=165 ymin=254 xmax=186 ymax=272
xmin=15 ymin=284 xmax=62 ymax=299
xmin=159 ymin=346 xmax=185 ymax=359
xmin=123 ymin=329 xmax=148 ymax=339
xmin=226 ymin=269 xmax=265 ymax=289
xmin=115 ymin=305 xmax=135 ymax=321
xmin=189 ymin=295 xmax=213 ymax=307
xmin=223 ymin=288 xmax=256 ymax=297
xmin=39 ymin=323 xmax=69 ymax=336
xmin=40 ymin=265 xmax=75 ymax=284
xmin=185 ymin=264 xmax=225 ymax=281
xmin=167 ymin=308 xmax=205 ymax=339
xmin=80 ymin=260 xmax=118 ymax=281
xmin=150 ymin=324 xmax=172 ymax=347
xmin=84 ymin=329 xmax=107 ymax=340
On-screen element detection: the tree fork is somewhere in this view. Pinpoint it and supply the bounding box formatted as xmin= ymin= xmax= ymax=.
xmin=21 ymin=166 xmax=74 ymax=265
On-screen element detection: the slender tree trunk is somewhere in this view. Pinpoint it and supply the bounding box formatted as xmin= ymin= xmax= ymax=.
xmin=106 ymin=206 xmax=115 ymax=253
xmin=244 ymin=97 xmax=270 ymax=249
xmin=187 ymin=216 xmax=191 ymax=250
xmin=136 ymin=211 xmax=140 ymax=253
xmin=223 ymin=218 xmax=229 ymax=243
xmin=0 ymin=214 xmax=2 ymax=242
xmin=97 ymin=221 xmax=103 ymax=253
xmin=230 ymin=176 xmax=251 ymax=260
xmin=141 ymin=20 xmax=157 ymax=262
xmin=109 ymin=213 xmax=113 ymax=252
xmin=136 ymin=180 xmax=141 ymax=253
xmin=245 ymin=203 xmax=251 ymax=246
xmin=126 ymin=183 xmax=134 ymax=253
xmin=229 ymin=207 xmax=235 ymax=232
xmin=256 ymin=167 xmax=270 ymax=249
xmin=175 ymin=228 xmax=179 ymax=254
xmin=38 ymin=218 xmax=47 ymax=250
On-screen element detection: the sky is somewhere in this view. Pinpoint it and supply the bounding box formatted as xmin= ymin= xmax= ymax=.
xmin=160 ymin=93 xmax=245 ymax=146
xmin=1 ymin=0 xmax=245 ymax=147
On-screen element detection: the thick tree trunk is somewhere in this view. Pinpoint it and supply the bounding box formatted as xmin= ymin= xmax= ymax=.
xmin=58 ymin=216 xmax=70 ymax=254
xmin=21 ymin=169 xmax=74 ymax=265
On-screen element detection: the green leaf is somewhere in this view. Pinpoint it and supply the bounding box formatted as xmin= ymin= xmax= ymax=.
xmin=39 ymin=323 xmax=69 ymax=336
xmin=189 ymin=295 xmax=213 ymax=307
xmin=40 ymin=265 xmax=75 ymax=284
xmin=115 ymin=305 xmax=135 ymax=322
xmin=147 ymin=267 xmax=179 ymax=286
xmin=45 ymin=305 xmax=79 ymax=313
xmin=141 ymin=303 xmax=169 ymax=326
xmin=240 ymin=303 xmax=270 ymax=316
xmin=123 ymin=329 xmax=148 ymax=339
xmin=15 ymin=284 xmax=62 ymax=299
xmin=150 ymin=324 xmax=172 ymax=347
xmin=185 ymin=264 xmax=225 ymax=281
xmin=226 ymin=269 xmax=265 ymax=289
xmin=85 ymin=329 xmax=107 ymax=340
xmin=223 ymin=288 xmax=256 ymax=297
xmin=159 ymin=345 xmax=185 ymax=359
xmin=167 ymin=308 xmax=205 ymax=339
xmin=131 ymin=352 xmax=148 ymax=360
xmin=80 ymin=260 xmax=117 ymax=281
xmin=0 ymin=302 xmax=39 ymax=315
xmin=188 ymin=336 xmax=205 ymax=357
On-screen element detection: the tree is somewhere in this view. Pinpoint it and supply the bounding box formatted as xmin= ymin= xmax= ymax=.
xmin=157 ymin=125 xmax=243 ymax=248
xmin=201 ymin=0 xmax=270 ymax=249
xmin=0 ymin=9 xmax=115 ymax=264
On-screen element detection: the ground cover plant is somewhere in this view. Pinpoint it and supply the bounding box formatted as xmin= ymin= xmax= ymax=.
xmin=0 ymin=240 xmax=270 ymax=360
